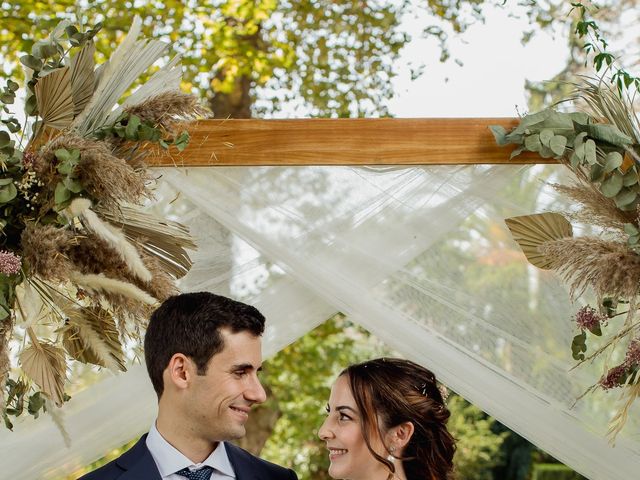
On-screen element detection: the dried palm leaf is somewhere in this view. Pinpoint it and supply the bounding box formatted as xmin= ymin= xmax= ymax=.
xmin=62 ymin=306 xmax=125 ymax=372
xmin=70 ymin=40 xmax=96 ymax=117
xmin=69 ymin=271 xmax=158 ymax=305
xmin=73 ymin=16 xmax=170 ymax=134
xmin=505 ymin=212 xmax=573 ymax=269
xmin=98 ymin=204 xmax=196 ymax=278
xmin=66 ymin=198 xmax=152 ymax=283
xmin=19 ymin=341 xmax=66 ymax=406
xmin=106 ymin=55 xmax=183 ymax=125
xmin=34 ymin=67 xmax=74 ymax=129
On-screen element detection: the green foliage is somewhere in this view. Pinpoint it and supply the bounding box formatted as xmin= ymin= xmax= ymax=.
xmin=0 ymin=1 xmax=412 ymax=117
xmin=447 ymin=395 xmax=506 ymax=480
xmin=531 ymin=463 xmax=586 ymax=480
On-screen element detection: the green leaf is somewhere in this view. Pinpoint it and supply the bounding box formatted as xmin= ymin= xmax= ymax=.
xmin=571 ymin=331 xmax=587 ymax=361
xmin=20 ymin=54 xmax=43 ymax=71
xmin=25 ymin=95 xmax=38 ymax=116
xmin=601 ymin=172 xmax=624 ymax=198
xmin=63 ymin=177 xmax=83 ymax=193
xmin=125 ymin=115 xmax=141 ymax=140
xmin=549 ymin=135 xmax=567 ymax=156
xmin=0 ymin=181 xmax=17 ymax=204
xmin=624 ymin=223 xmax=639 ymax=236
xmin=540 ymin=129 xmax=554 ymax=147
xmin=39 ymin=43 xmax=58 ymax=58
xmin=0 ymin=178 xmax=13 ymax=186
xmin=54 ymin=148 xmax=71 ymax=163
xmin=584 ymin=139 xmax=597 ymax=165
xmin=6 ymin=80 xmax=19 ymax=92
xmin=603 ymin=152 xmax=623 ymax=173
xmin=574 ymin=121 xmax=634 ymax=147
xmin=524 ymin=134 xmax=541 ymax=152
xmin=0 ymin=131 xmax=10 ymax=148
xmin=489 ymin=125 xmax=508 ymax=145
xmin=54 ymin=182 xmax=71 ymax=204
xmin=588 ymin=322 xmax=602 ymax=336
xmin=590 ymin=163 xmax=604 ymax=182
xmin=614 ymin=188 xmax=637 ymax=208
xmin=623 ymin=170 xmax=639 ymax=187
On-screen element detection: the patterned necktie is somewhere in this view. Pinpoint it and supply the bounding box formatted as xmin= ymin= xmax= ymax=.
xmin=175 ymin=466 xmax=214 ymax=480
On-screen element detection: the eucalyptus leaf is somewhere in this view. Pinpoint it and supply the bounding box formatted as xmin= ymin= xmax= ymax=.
xmin=20 ymin=55 xmax=43 ymax=71
xmin=540 ymin=129 xmax=554 ymax=147
xmin=574 ymin=121 xmax=633 ymax=147
xmin=601 ymin=172 xmax=624 ymax=198
xmin=0 ymin=178 xmax=13 ymax=186
xmin=0 ymin=131 xmax=10 ymax=148
xmin=623 ymin=170 xmax=639 ymax=187
xmin=0 ymin=182 xmax=17 ymax=204
xmin=585 ymin=139 xmax=597 ymax=165
xmin=63 ymin=177 xmax=83 ymax=193
xmin=510 ymin=146 xmax=524 ymax=160
xmin=25 ymin=95 xmax=38 ymax=116
xmin=524 ymin=134 xmax=542 ymax=152
xmin=6 ymin=80 xmax=18 ymax=92
xmin=54 ymin=148 xmax=72 ymax=163
xmin=614 ymin=188 xmax=637 ymax=208
xmin=125 ymin=115 xmax=141 ymax=140
xmin=54 ymin=182 xmax=71 ymax=204
xmin=549 ymin=135 xmax=567 ymax=156
xmin=624 ymin=223 xmax=640 ymax=236
xmin=604 ymin=151 xmax=623 ymax=173
xmin=489 ymin=125 xmax=508 ymax=145
xmin=590 ymin=163 xmax=604 ymax=182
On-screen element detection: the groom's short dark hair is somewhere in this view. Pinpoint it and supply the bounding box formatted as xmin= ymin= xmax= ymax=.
xmin=144 ymin=291 xmax=265 ymax=397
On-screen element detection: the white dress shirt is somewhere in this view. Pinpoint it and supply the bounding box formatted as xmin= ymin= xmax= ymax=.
xmin=146 ymin=422 xmax=236 ymax=480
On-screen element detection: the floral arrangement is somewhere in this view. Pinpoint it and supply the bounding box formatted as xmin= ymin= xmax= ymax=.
xmin=491 ymin=5 xmax=640 ymax=438
xmin=0 ymin=17 xmax=203 ymax=429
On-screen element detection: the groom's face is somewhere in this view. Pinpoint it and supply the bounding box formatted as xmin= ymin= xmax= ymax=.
xmin=187 ymin=328 xmax=267 ymax=441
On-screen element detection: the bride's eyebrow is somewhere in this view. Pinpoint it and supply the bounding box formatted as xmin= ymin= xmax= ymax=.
xmin=336 ymin=406 xmax=357 ymax=413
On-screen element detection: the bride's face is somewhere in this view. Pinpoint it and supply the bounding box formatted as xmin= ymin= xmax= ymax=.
xmin=318 ymin=375 xmax=389 ymax=480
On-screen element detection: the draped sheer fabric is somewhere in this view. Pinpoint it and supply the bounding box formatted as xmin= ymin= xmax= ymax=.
xmin=1 ymin=165 xmax=639 ymax=479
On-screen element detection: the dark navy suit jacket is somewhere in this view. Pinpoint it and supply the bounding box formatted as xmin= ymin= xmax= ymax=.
xmin=78 ymin=435 xmax=298 ymax=480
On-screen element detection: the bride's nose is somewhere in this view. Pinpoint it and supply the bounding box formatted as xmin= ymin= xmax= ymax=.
xmin=318 ymin=416 xmax=334 ymax=440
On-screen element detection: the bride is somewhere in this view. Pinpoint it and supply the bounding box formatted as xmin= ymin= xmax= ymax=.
xmin=319 ymin=358 xmax=456 ymax=480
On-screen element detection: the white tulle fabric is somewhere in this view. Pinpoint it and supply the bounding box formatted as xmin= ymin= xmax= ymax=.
xmin=2 ymin=165 xmax=639 ymax=479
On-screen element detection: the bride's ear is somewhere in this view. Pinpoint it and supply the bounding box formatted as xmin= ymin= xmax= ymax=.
xmin=386 ymin=421 xmax=415 ymax=452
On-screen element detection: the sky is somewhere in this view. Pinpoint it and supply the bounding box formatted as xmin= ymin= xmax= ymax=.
xmin=388 ymin=3 xmax=571 ymax=117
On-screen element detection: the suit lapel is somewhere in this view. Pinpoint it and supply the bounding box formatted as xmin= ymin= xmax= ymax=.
xmin=226 ymin=443 xmax=259 ymax=480
xmin=117 ymin=435 xmax=163 ymax=480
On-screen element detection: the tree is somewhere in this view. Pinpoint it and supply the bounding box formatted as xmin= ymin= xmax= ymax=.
xmin=0 ymin=1 xmax=411 ymax=118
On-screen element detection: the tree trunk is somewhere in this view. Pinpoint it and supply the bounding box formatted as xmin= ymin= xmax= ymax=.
xmin=208 ymin=74 xmax=253 ymax=119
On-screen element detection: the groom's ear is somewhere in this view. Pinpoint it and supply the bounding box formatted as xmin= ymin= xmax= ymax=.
xmin=165 ymin=353 xmax=194 ymax=391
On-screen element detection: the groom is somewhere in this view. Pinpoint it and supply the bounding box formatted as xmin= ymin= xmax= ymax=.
xmin=81 ymin=292 xmax=298 ymax=480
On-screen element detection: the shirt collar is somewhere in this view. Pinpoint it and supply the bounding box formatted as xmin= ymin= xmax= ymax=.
xmin=146 ymin=421 xmax=235 ymax=478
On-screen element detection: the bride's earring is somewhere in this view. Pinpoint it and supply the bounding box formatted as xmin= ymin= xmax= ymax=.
xmin=387 ymin=446 xmax=396 ymax=462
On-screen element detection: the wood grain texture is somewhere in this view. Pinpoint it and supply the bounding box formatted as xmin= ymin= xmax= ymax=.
xmin=146 ymin=118 xmax=554 ymax=166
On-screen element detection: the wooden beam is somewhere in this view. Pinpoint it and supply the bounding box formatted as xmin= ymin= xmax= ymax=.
xmin=147 ymin=118 xmax=552 ymax=166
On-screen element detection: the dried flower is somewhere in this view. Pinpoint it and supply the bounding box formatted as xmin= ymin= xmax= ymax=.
xmin=624 ymin=339 xmax=640 ymax=368
xmin=574 ymin=306 xmax=604 ymax=331
xmin=600 ymin=364 xmax=628 ymax=390
xmin=0 ymin=250 xmax=21 ymax=275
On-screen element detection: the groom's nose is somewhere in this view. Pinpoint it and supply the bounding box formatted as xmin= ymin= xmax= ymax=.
xmin=245 ymin=374 xmax=267 ymax=404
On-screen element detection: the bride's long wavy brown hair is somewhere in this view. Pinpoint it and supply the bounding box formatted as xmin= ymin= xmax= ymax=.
xmin=342 ymin=358 xmax=456 ymax=480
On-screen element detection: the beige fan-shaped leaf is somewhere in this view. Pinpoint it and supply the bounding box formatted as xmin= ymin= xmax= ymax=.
xmin=70 ymin=41 xmax=96 ymax=116
xmin=62 ymin=306 xmax=126 ymax=372
xmin=19 ymin=341 xmax=66 ymax=406
xmin=505 ymin=212 xmax=573 ymax=269
xmin=98 ymin=205 xmax=196 ymax=278
xmin=34 ymin=66 xmax=74 ymax=129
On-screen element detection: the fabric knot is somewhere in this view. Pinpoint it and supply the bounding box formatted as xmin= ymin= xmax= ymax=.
xmin=175 ymin=466 xmax=214 ymax=480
